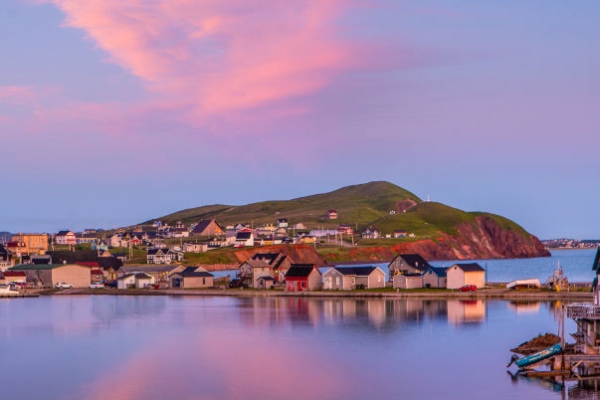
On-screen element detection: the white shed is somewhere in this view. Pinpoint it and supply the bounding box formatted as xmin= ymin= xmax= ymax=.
xmin=392 ymin=274 xmax=423 ymax=289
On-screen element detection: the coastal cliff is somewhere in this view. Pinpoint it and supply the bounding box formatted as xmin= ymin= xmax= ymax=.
xmin=318 ymin=216 xmax=549 ymax=263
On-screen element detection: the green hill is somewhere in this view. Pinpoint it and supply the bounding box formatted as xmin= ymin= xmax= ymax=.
xmin=140 ymin=180 xmax=547 ymax=260
xmin=146 ymin=181 xmax=422 ymax=230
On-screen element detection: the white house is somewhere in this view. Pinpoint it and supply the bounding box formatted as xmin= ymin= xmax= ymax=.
xmin=147 ymin=248 xmax=172 ymax=264
xmin=323 ymin=266 xmax=386 ymax=290
xmin=117 ymin=272 xmax=155 ymax=289
xmin=55 ymin=231 xmax=76 ymax=245
xmin=235 ymin=231 xmax=254 ymax=247
xmin=183 ymin=243 xmax=208 ymax=253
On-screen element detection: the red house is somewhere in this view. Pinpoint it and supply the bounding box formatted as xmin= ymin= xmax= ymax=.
xmin=2 ymin=271 xmax=26 ymax=284
xmin=285 ymin=264 xmax=322 ymax=291
xmin=90 ymin=269 xmax=104 ymax=283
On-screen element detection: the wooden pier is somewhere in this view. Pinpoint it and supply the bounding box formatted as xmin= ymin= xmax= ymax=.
xmin=0 ymin=292 xmax=39 ymax=299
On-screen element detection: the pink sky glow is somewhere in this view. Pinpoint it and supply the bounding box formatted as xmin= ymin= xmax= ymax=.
xmin=2 ymin=0 xmax=600 ymax=237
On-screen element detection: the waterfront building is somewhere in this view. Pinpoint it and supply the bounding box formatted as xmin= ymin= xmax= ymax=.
xmin=323 ymin=266 xmax=386 ymax=290
xmin=446 ymin=263 xmax=485 ymax=289
xmin=387 ymin=253 xmax=432 ymax=281
xmin=285 ymin=264 xmax=322 ymax=291
xmin=423 ymin=266 xmax=449 ymax=288
xmin=169 ymin=267 xmax=214 ymax=289
xmin=10 ymin=263 xmax=91 ymax=288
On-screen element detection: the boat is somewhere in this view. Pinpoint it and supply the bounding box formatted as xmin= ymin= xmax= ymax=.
xmin=0 ymin=283 xmax=20 ymax=296
xmin=546 ymin=261 xmax=568 ymax=291
xmin=514 ymin=343 xmax=562 ymax=368
xmin=506 ymin=279 xmax=541 ymax=290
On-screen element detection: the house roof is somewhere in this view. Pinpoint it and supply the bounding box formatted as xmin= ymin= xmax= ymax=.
xmin=245 ymin=259 xmax=272 ymax=269
xmin=251 ymin=252 xmax=279 ymax=263
xmin=3 ymin=271 xmax=26 ymax=277
xmin=424 ymin=266 xmax=448 ymax=277
xmin=120 ymin=265 xmax=179 ymax=274
xmin=147 ymin=248 xmax=167 ymax=255
xmin=250 ymin=253 xmax=289 ymax=269
xmin=176 ymin=266 xmax=214 ymax=278
xmin=191 ymin=219 xmax=222 ymax=235
xmin=236 ymin=231 xmax=253 ymax=240
xmin=10 ymin=263 xmax=88 ymax=271
xmin=285 ymin=264 xmax=318 ymax=278
xmin=451 ymin=263 xmax=485 ymax=272
xmin=98 ymin=257 xmax=123 ymax=271
xmin=392 ymin=253 xmax=432 ymax=272
xmin=77 ymin=261 xmax=100 ymax=268
xmin=31 ymin=255 xmax=52 ymax=264
xmin=331 ymin=266 xmax=381 ymax=276
xmin=56 ymin=230 xmax=73 ymax=236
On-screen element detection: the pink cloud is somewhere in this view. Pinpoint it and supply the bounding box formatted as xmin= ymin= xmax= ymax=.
xmin=0 ymin=85 xmax=52 ymax=105
xmin=38 ymin=0 xmax=391 ymax=119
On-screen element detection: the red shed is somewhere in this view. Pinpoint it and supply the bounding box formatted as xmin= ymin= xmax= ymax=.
xmin=285 ymin=264 xmax=322 ymax=291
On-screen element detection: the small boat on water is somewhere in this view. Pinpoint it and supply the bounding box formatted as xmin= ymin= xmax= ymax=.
xmin=509 ymin=343 xmax=563 ymax=369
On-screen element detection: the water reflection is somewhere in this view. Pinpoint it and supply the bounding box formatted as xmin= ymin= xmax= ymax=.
xmin=508 ymin=301 xmax=542 ymax=314
xmin=233 ymin=297 xmax=485 ymax=331
xmin=0 ymin=296 xmax=582 ymax=400
xmin=508 ymin=372 xmax=600 ymax=400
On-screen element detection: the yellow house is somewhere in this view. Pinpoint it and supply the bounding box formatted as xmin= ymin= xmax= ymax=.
xmin=11 ymin=233 xmax=49 ymax=255
xmin=298 ymin=236 xmax=316 ymax=244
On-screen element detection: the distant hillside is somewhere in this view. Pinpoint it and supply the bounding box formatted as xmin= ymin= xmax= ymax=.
xmin=145 ymin=181 xmax=421 ymax=228
xmin=143 ymin=181 xmax=549 ymax=260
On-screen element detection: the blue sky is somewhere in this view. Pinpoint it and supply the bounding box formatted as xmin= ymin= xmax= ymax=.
xmin=1 ymin=0 xmax=599 ymax=239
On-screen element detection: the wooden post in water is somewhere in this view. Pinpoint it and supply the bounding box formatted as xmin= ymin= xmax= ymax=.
xmin=561 ymin=303 xmax=566 ymax=370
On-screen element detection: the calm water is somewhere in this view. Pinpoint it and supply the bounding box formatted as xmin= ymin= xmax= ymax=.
xmin=0 ymin=294 xmax=597 ymax=400
xmin=2 ymin=250 xmax=598 ymax=400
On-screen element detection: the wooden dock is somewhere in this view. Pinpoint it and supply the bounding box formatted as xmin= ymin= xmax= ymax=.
xmin=0 ymin=293 xmax=39 ymax=299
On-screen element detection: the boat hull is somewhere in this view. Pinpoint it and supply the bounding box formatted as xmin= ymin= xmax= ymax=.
xmin=515 ymin=343 xmax=562 ymax=368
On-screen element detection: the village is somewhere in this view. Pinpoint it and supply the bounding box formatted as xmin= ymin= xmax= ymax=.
xmin=0 ymin=211 xmax=487 ymax=293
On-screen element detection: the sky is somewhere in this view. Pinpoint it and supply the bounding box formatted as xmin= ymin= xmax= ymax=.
xmin=1 ymin=0 xmax=599 ymax=239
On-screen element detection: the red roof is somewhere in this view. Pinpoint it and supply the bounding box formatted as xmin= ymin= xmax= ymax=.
xmin=76 ymin=261 xmax=99 ymax=268
xmin=3 ymin=271 xmax=26 ymax=277
xmin=90 ymin=269 xmax=103 ymax=275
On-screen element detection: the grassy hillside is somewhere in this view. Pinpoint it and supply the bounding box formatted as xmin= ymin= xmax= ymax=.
xmin=145 ymin=181 xmax=422 ymax=230
xmin=141 ymin=181 xmax=532 ymax=248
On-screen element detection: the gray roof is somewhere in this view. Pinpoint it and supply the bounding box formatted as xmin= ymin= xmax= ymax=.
xmin=424 ymin=266 xmax=448 ymax=277
xmin=331 ymin=266 xmax=380 ymax=277
xmin=176 ymin=267 xmax=214 ymax=278
xmin=451 ymin=263 xmax=485 ymax=272
xmin=285 ymin=264 xmax=318 ymax=278
xmin=391 ymin=253 xmax=432 ymax=272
